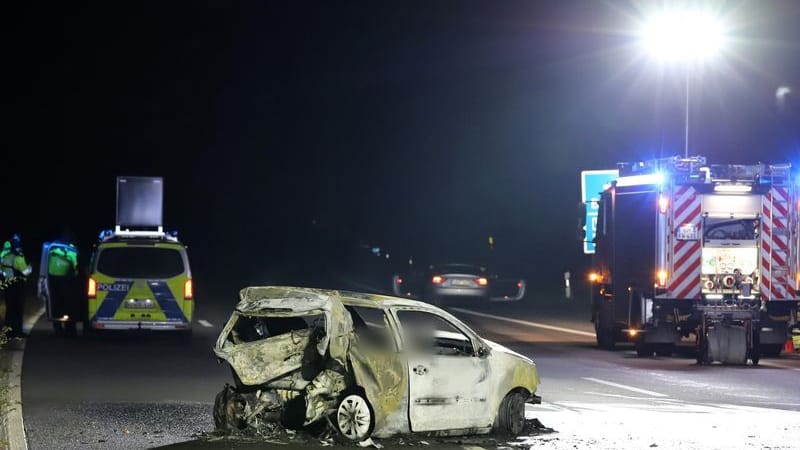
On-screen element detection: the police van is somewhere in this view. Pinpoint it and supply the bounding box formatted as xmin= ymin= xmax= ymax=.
xmin=85 ymin=227 xmax=193 ymax=334
xmin=84 ymin=176 xmax=194 ymax=335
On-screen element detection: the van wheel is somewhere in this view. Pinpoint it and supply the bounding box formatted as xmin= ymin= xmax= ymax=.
xmin=64 ymin=321 xmax=77 ymax=337
xmin=335 ymin=392 xmax=374 ymax=441
xmin=82 ymin=321 xmax=96 ymax=337
xmin=495 ymin=391 xmax=526 ymax=435
xmin=179 ymin=328 xmax=193 ymax=343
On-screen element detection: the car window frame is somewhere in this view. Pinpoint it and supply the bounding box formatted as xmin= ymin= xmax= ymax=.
xmin=345 ymin=304 xmax=401 ymax=353
xmin=389 ymin=307 xmax=481 ymax=357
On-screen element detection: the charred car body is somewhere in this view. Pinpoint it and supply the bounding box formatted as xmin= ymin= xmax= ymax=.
xmin=213 ymin=286 xmax=540 ymax=441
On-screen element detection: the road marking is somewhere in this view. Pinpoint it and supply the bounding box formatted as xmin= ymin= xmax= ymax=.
xmin=584 ymin=391 xmax=668 ymax=401
xmin=582 ymin=377 xmax=668 ymax=398
xmin=450 ymin=307 xmax=596 ymax=338
xmin=198 ymin=319 xmax=213 ymax=328
xmin=2 ymin=306 xmax=44 ymax=450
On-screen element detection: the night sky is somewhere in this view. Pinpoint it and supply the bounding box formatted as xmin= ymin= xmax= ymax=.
xmin=7 ymin=1 xmax=800 ymax=294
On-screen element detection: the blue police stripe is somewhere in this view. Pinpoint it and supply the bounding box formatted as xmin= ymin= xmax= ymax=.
xmin=149 ymin=281 xmax=187 ymax=322
xmin=94 ymin=281 xmax=134 ymax=320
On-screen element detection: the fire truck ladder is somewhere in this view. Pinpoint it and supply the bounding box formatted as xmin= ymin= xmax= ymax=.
xmin=764 ymin=164 xmax=793 ymax=300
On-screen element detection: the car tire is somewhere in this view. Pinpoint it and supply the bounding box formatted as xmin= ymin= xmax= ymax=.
xmin=495 ymin=391 xmax=527 ymax=436
xmin=213 ymin=385 xmax=246 ymax=432
xmin=52 ymin=321 xmax=63 ymax=336
xmin=335 ymin=392 xmax=374 ymax=442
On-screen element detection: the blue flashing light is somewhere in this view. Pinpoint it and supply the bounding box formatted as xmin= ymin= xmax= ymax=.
xmin=98 ymin=229 xmax=113 ymax=240
xmin=616 ymin=171 xmax=665 ymax=187
xmin=167 ymin=230 xmax=179 ymax=239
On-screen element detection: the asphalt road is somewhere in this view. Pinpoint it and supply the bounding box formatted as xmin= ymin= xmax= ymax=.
xmin=20 ymin=288 xmax=800 ymax=450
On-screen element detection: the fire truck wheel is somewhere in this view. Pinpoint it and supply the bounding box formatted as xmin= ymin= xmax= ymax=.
xmin=759 ymin=344 xmax=782 ymax=357
xmin=594 ymin=320 xmax=615 ymax=350
xmin=696 ymin=339 xmax=711 ymax=365
xmin=655 ymin=344 xmax=673 ymax=357
xmin=636 ymin=343 xmax=653 ymax=357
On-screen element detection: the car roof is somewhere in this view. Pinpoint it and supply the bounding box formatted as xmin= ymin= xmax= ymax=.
xmin=237 ymin=285 xmax=434 ymax=312
xmin=432 ymin=263 xmax=487 ymax=272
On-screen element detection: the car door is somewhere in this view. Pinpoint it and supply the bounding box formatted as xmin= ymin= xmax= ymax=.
xmin=393 ymin=308 xmax=494 ymax=432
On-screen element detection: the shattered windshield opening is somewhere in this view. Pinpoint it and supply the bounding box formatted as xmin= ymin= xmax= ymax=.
xmin=229 ymin=314 xmax=326 ymax=344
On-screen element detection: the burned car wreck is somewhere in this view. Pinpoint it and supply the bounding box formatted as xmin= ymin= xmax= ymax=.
xmin=213 ymin=286 xmax=541 ymax=442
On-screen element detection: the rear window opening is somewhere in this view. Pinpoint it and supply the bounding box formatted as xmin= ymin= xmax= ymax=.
xmin=229 ymin=314 xmax=326 ymax=344
xmin=96 ymin=247 xmax=185 ymax=279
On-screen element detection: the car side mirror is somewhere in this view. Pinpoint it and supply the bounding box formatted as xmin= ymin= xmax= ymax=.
xmin=476 ymin=344 xmax=491 ymax=358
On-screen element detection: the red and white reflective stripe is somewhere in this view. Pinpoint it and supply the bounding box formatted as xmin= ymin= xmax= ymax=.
xmin=668 ymin=185 xmax=702 ymax=299
xmin=761 ymin=187 xmax=795 ymax=299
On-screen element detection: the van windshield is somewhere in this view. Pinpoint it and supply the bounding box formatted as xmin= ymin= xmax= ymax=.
xmin=96 ymin=247 xmax=185 ymax=279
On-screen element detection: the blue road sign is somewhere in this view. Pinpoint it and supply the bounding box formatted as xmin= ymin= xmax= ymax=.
xmin=581 ymin=170 xmax=618 ymax=254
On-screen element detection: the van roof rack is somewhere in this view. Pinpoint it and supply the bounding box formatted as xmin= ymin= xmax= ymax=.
xmin=99 ymin=226 xmax=179 ymax=243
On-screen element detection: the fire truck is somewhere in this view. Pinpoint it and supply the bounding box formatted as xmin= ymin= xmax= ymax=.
xmin=585 ymin=156 xmax=799 ymax=364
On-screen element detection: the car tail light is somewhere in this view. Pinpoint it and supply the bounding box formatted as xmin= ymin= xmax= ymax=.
xmin=432 ymin=275 xmax=444 ymax=284
xmin=87 ymin=277 xmax=97 ymax=298
xmin=184 ymin=278 xmax=194 ymax=300
xmin=476 ymin=277 xmax=488 ymax=286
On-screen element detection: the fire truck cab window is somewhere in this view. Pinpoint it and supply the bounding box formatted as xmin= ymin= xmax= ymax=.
xmin=703 ymin=219 xmax=758 ymax=241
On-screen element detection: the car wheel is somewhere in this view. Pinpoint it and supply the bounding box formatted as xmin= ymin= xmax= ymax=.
xmin=213 ymin=385 xmax=246 ymax=432
xmin=52 ymin=321 xmax=64 ymax=336
xmin=495 ymin=391 xmax=526 ymax=435
xmin=335 ymin=392 xmax=374 ymax=441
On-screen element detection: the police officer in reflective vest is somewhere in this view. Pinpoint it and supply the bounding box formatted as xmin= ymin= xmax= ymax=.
xmin=2 ymin=234 xmax=32 ymax=338
xmin=48 ymin=241 xmax=80 ymax=332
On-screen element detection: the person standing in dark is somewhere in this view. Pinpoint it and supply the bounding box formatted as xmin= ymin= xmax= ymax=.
xmin=46 ymin=232 xmax=81 ymax=335
xmin=1 ymin=234 xmax=32 ymax=338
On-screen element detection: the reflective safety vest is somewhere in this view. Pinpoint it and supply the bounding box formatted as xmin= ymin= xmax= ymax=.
xmin=2 ymin=252 xmax=29 ymax=285
xmin=48 ymin=246 xmax=78 ymax=277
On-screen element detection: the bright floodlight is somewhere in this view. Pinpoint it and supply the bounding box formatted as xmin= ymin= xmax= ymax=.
xmin=641 ymin=11 xmax=724 ymax=62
